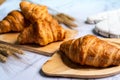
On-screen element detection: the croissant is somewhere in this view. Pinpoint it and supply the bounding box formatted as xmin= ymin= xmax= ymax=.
xmin=17 ymin=18 xmax=66 ymax=46
xmin=20 ymin=1 xmax=49 ymax=23
xmin=0 ymin=10 xmax=27 ymax=33
xmin=18 ymin=1 xmax=66 ymax=46
xmin=60 ymin=34 xmax=120 ymax=67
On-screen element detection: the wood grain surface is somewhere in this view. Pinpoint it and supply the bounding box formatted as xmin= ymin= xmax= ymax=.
xmin=42 ymin=51 xmax=120 ymax=78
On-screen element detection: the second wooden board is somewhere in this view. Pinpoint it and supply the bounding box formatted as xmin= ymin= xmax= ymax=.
xmin=42 ymin=51 xmax=120 ymax=78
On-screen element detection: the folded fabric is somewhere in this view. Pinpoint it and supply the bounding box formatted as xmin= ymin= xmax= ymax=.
xmin=86 ymin=9 xmax=120 ymax=38
xmin=86 ymin=9 xmax=120 ymax=24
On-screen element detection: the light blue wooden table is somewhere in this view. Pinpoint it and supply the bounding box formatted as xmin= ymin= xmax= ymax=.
xmin=0 ymin=0 xmax=120 ymax=80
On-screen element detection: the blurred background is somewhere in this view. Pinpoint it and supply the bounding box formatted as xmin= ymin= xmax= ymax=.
xmin=1 ymin=0 xmax=120 ymax=20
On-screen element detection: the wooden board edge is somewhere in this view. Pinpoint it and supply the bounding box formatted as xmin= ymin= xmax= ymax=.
xmin=18 ymin=45 xmax=55 ymax=56
xmin=0 ymin=40 xmax=54 ymax=56
xmin=41 ymin=69 xmax=120 ymax=79
xmin=41 ymin=52 xmax=120 ymax=79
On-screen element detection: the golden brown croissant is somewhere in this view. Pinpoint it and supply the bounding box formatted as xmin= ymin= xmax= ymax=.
xmin=20 ymin=1 xmax=49 ymax=23
xmin=0 ymin=10 xmax=26 ymax=33
xmin=17 ymin=18 xmax=66 ymax=46
xmin=60 ymin=34 xmax=120 ymax=67
xmin=17 ymin=1 xmax=66 ymax=46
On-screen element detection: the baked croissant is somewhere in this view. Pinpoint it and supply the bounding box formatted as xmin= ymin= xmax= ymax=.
xmin=18 ymin=1 xmax=66 ymax=46
xmin=60 ymin=34 xmax=120 ymax=67
xmin=0 ymin=10 xmax=26 ymax=33
xmin=17 ymin=18 xmax=66 ymax=46
xmin=20 ymin=1 xmax=49 ymax=23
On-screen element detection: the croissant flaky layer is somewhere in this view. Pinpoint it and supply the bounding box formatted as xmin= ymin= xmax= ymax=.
xmin=60 ymin=35 xmax=120 ymax=67
xmin=17 ymin=19 xmax=66 ymax=46
xmin=0 ymin=10 xmax=26 ymax=33
xmin=20 ymin=1 xmax=48 ymax=23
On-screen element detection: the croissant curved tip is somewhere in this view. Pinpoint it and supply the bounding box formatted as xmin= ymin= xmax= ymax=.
xmin=20 ymin=1 xmax=30 ymax=10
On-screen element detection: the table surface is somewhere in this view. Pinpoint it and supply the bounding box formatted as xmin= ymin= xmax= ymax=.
xmin=1 ymin=0 xmax=120 ymax=80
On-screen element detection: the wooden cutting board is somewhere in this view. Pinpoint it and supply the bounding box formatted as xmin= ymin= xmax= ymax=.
xmin=0 ymin=29 xmax=77 ymax=56
xmin=42 ymin=51 xmax=120 ymax=78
